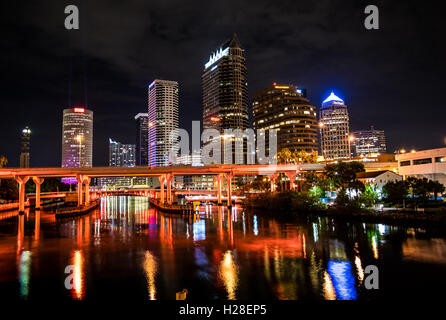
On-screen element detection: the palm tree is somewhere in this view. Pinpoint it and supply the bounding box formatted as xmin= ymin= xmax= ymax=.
xmin=277 ymin=148 xmax=292 ymax=164
xmin=0 ymin=155 xmax=7 ymax=168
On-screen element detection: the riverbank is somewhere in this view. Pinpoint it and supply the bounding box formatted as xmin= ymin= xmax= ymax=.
xmin=244 ymin=192 xmax=446 ymax=226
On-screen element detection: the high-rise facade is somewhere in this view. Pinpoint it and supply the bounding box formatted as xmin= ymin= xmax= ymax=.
xmin=351 ymin=126 xmax=387 ymax=156
xmin=108 ymin=139 xmax=136 ymax=167
xmin=319 ymin=92 xmax=350 ymax=160
xmin=253 ymin=84 xmax=318 ymax=154
xmin=202 ymin=33 xmax=248 ymax=164
xmin=148 ymin=80 xmax=179 ymax=166
xmin=61 ymin=107 xmax=93 ymax=168
xmin=19 ymin=126 xmax=31 ymax=168
xmin=135 ymin=113 xmax=149 ymax=166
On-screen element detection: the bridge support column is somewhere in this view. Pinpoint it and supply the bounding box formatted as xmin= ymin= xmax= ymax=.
xmin=159 ymin=175 xmax=166 ymax=204
xmin=224 ymin=172 xmax=234 ymax=207
xmin=15 ymin=176 xmax=29 ymax=214
xmin=285 ymin=171 xmax=298 ymax=190
xmin=215 ymin=174 xmax=223 ymax=205
xmin=83 ymin=176 xmax=91 ymax=204
xmin=76 ymin=175 xmax=83 ymax=207
xmin=32 ymin=177 xmax=44 ymax=210
xmin=268 ymin=174 xmax=278 ymax=192
xmin=166 ymin=173 xmax=173 ymax=205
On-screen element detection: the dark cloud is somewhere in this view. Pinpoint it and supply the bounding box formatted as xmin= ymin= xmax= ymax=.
xmin=1 ymin=0 xmax=445 ymax=166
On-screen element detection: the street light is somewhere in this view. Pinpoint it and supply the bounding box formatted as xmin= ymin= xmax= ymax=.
xmin=76 ymin=134 xmax=83 ymax=167
xmin=348 ymin=135 xmax=355 ymax=158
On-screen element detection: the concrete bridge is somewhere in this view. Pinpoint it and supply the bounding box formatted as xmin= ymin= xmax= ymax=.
xmin=0 ymin=164 xmax=321 ymax=213
xmin=0 ymin=162 xmax=396 ymax=213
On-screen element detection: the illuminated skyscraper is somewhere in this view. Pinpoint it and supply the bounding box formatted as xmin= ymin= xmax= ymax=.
xmin=19 ymin=126 xmax=31 ymax=168
xmin=61 ymin=107 xmax=93 ymax=168
xmin=135 ymin=113 xmax=149 ymax=166
xmin=253 ymin=84 xmax=318 ymax=155
xmin=319 ymin=92 xmax=350 ymax=160
xmin=148 ymin=80 xmax=179 ymax=166
xmin=351 ymin=126 xmax=387 ymax=156
xmin=202 ymin=33 xmax=248 ymax=163
xmin=108 ymin=139 xmax=136 ymax=167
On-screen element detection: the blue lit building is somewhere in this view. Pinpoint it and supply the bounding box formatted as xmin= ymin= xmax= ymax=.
xmin=319 ymin=92 xmax=350 ymax=160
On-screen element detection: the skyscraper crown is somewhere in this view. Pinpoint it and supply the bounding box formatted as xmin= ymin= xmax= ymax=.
xmin=321 ymin=92 xmax=345 ymax=108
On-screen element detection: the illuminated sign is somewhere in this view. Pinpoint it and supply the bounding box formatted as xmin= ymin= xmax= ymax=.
xmin=274 ymin=86 xmax=290 ymax=89
xmin=73 ymin=107 xmax=85 ymax=113
xmin=148 ymin=81 xmax=155 ymax=89
xmin=204 ymin=47 xmax=229 ymax=69
xmin=210 ymin=116 xmax=220 ymax=122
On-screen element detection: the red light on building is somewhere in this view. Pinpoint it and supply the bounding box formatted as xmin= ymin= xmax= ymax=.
xmin=210 ymin=116 xmax=220 ymax=122
xmin=74 ymin=107 xmax=85 ymax=113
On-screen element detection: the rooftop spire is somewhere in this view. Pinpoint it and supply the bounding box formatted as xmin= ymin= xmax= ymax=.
xmin=229 ymin=33 xmax=242 ymax=48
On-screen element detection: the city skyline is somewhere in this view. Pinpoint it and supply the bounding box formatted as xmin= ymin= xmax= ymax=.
xmin=2 ymin=1 xmax=445 ymax=167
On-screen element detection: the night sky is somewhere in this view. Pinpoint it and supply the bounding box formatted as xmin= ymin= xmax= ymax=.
xmin=1 ymin=0 xmax=444 ymax=167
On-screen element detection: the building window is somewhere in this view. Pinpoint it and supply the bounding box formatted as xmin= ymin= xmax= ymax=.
xmin=413 ymin=158 xmax=432 ymax=165
xmin=400 ymin=160 xmax=411 ymax=167
xmin=435 ymin=156 xmax=446 ymax=163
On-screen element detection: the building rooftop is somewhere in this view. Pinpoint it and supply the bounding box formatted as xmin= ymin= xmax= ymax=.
xmin=321 ymin=92 xmax=344 ymax=108
xmin=356 ymin=170 xmax=396 ymax=179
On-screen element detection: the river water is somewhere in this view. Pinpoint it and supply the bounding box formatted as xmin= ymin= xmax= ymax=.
xmin=0 ymin=195 xmax=445 ymax=301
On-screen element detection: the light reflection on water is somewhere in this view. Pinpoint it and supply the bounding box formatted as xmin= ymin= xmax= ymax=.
xmin=0 ymin=195 xmax=446 ymax=300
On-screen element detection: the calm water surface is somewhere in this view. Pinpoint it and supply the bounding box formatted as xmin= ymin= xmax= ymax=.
xmin=0 ymin=195 xmax=445 ymax=301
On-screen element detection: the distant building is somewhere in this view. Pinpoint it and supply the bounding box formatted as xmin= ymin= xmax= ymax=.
xmin=135 ymin=113 xmax=149 ymax=166
xmin=202 ymin=33 xmax=249 ymax=164
xmin=357 ymin=170 xmax=402 ymax=192
xmin=61 ymin=107 xmax=93 ymax=168
xmin=351 ymin=126 xmax=386 ymax=156
xmin=253 ymin=84 xmax=318 ymax=155
xmin=319 ymin=92 xmax=350 ymax=160
xmin=20 ymin=127 xmax=31 ymax=168
xmin=148 ymin=80 xmax=179 ymax=166
xmin=108 ymin=139 xmax=136 ymax=167
xmin=99 ymin=139 xmax=136 ymax=188
xmin=396 ymin=147 xmax=446 ymax=186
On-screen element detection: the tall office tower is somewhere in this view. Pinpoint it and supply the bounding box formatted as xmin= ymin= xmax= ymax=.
xmin=108 ymin=139 xmax=136 ymax=167
xmin=148 ymin=79 xmax=179 ymax=166
xmin=61 ymin=107 xmax=93 ymax=168
xmin=135 ymin=113 xmax=149 ymax=166
xmin=253 ymin=84 xmax=318 ymax=156
xmin=319 ymin=92 xmax=350 ymax=160
xmin=351 ymin=126 xmax=387 ymax=156
xmin=202 ymin=33 xmax=248 ymax=163
xmin=19 ymin=126 xmax=31 ymax=168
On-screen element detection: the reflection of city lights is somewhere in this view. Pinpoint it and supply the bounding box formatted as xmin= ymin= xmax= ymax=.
xmin=72 ymin=250 xmax=84 ymax=300
xmin=323 ymin=271 xmax=336 ymax=300
xmin=253 ymin=215 xmax=258 ymax=236
xmin=355 ymin=256 xmax=364 ymax=282
xmin=371 ymin=235 xmax=379 ymax=259
xmin=143 ymin=251 xmax=157 ymax=300
xmin=327 ymin=260 xmax=357 ymax=300
xmin=19 ymin=251 xmax=32 ymax=299
xmin=219 ymin=251 xmax=238 ymax=300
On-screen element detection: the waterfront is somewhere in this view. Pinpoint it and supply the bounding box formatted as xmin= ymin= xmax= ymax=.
xmin=0 ymin=195 xmax=445 ymax=301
